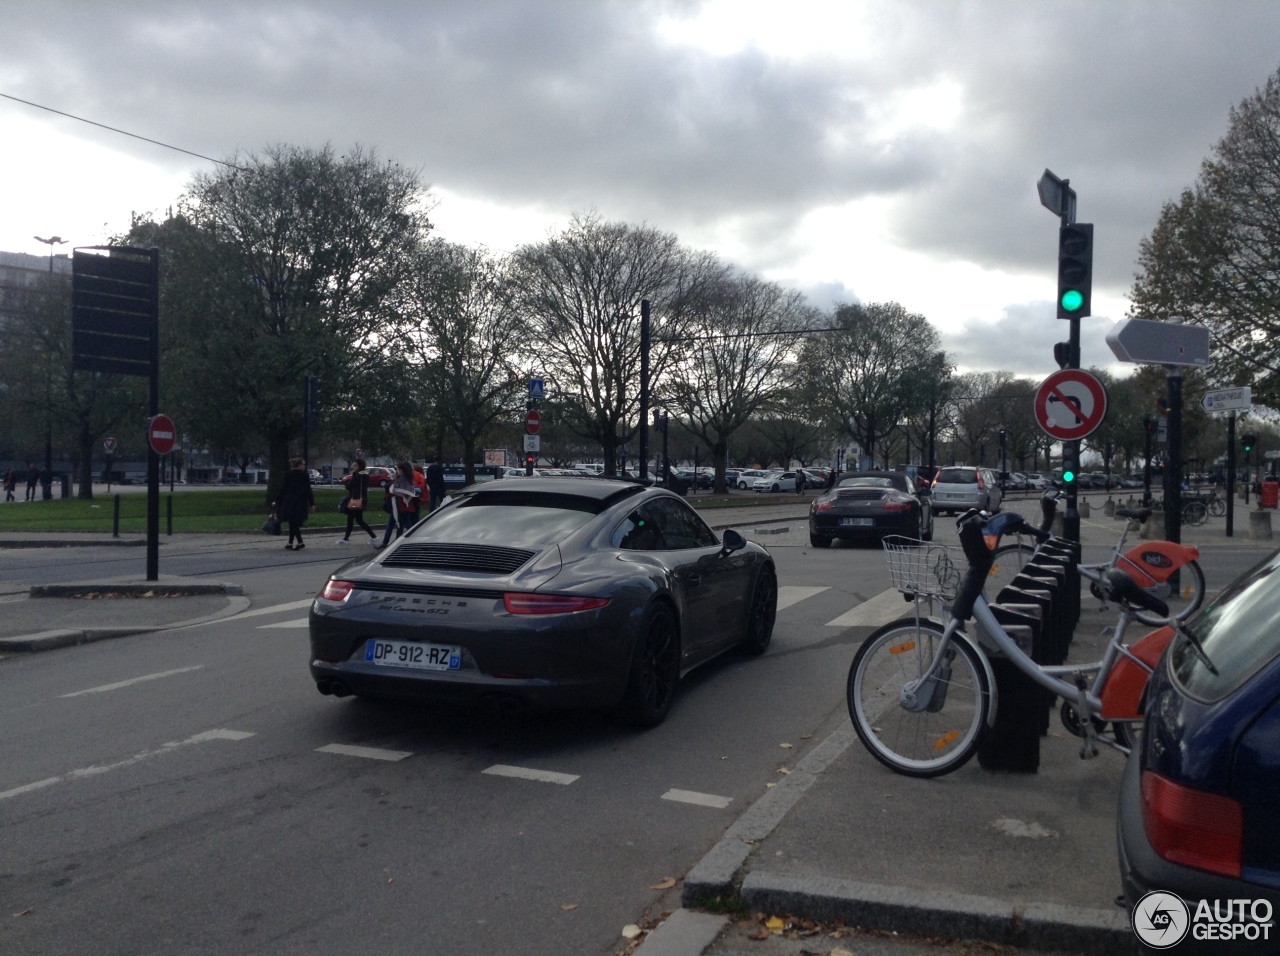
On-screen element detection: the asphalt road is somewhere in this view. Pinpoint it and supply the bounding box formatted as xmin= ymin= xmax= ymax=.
xmin=0 ymin=513 xmax=893 ymax=956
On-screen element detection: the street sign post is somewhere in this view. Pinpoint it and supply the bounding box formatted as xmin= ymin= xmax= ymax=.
xmin=525 ymin=409 xmax=541 ymax=435
xmin=1037 ymin=169 xmax=1077 ymax=223
xmin=529 ymin=378 xmax=545 ymax=400
xmin=1202 ymin=386 xmax=1252 ymax=413
xmin=148 ymin=414 xmax=176 ymax=456
xmin=1033 ymin=369 xmax=1108 ymax=442
xmin=103 ymin=436 xmax=117 ymax=454
xmin=1106 ymin=319 xmax=1210 ymax=367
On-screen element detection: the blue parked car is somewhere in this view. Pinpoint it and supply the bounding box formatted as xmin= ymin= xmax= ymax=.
xmin=1117 ymin=549 xmax=1280 ymax=953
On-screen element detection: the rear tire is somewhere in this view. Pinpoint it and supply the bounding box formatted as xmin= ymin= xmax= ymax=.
xmin=1208 ymin=498 xmax=1226 ymax=517
xmin=1136 ymin=559 xmax=1206 ymax=626
xmin=848 ymin=620 xmax=989 ymax=778
xmin=618 ymin=603 xmax=681 ymax=727
xmin=1182 ymin=500 xmax=1208 ymax=526
xmin=809 ymin=532 xmax=833 ymax=548
xmin=921 ymin=509 xmax=935 ymax=542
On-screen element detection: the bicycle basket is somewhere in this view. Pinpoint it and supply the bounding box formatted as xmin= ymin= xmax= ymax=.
xmin=881 ymin=536 xmax=964 ymax=600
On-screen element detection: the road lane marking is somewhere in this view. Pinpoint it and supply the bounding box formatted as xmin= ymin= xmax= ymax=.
xmin=0 ymin=729 xmax=255 ymax=801
xmin=316 ymin=743 xmax=413 ymax=762
xmin=825 ymin=588 xmax=908 ymax=628
xmin=257 ymin=618 xmax=309 ymax=629
xmin=662 ymin=788 xmax=732 ymax=809
xmin=482 ymin=764 xmax=579 ymax=785
xmin=233 ymin=598 xmax=315 ymax=620
xmin=776 ymin=586 xmax=829 ymax=611
xmin=60 ymin=665 xmax=205 ymax=698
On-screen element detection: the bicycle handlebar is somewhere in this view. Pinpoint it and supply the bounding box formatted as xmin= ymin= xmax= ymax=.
xmin=1099 ymin=567 xmax=1170 ymax=619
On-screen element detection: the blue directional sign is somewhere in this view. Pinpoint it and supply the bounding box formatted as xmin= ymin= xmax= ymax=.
xmin=529 ymin=378 xmax=545 ymax=400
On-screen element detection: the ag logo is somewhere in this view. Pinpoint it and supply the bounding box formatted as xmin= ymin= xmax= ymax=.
xmin=1132 ymin=890 xmax=1190 ymax=948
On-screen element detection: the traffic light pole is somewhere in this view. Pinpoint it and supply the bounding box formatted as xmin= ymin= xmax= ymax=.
xmin=1227 ymin=413 xmax=1237 ymax=538
xmin=1062 ymin=201 xmax=1081 ymax=546
xmin=1164 ymin=368 xmax=1183 ymax=545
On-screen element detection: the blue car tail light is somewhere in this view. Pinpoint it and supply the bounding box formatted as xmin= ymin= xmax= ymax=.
xmin=1142 ymin=770 xmax=1243 ymax=878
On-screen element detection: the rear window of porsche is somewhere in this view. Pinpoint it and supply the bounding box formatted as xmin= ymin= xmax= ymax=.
xmin=413 ymin=492 xmax=601 ymax=548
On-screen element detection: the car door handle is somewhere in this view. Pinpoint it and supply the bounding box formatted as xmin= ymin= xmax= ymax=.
xmin=687 ymin=574 xmax=701 ymax=587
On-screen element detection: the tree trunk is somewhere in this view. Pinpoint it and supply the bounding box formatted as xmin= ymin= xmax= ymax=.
xmin=462 ymin=437 xmax=476 ymax=485
xmin=712 ymin=439 xmax=728 ymax=493
xmin=267 ymin=428 xmax=291 ymax=505
xmin=76 ymin=418 xmax=95 ymax=500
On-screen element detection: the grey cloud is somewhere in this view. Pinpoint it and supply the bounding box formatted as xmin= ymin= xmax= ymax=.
xmin=942 ymin=302 xmax=1126 ymax=379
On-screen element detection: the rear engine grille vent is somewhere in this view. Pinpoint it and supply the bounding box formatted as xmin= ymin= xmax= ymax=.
xmin=381 ymin=543 xmax=536 ymax=574
xmin=837 ymin=490 xmax=888 ymax=500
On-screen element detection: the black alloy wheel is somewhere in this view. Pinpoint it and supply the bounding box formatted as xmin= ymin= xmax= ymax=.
xmin=809 ymin=531 xmax=833 ymax=548
xmin=740 ymin=568 xmax=778 ymax=656
xmin=619 ymin=603 xmax=681 ymax=727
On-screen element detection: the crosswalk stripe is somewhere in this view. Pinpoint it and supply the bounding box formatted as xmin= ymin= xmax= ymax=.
xmin=825 ymin=588 xmax=912 ymax=628
xmin=482 ymin=764 xmax=579 ymax=785
xmin=233 ymin=598 xmax=315 ymax=620
xmin=257 ymin=618 xmax=310 ymax=629
xmin=316 ymin=743 xmax=413 ymax=762
xmin=776 ymin=586 xmax=829 ymax=611
xmin=662 ymin=788 xmax=733 ymax=809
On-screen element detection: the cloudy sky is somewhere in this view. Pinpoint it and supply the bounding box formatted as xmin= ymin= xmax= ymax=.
xmin=3 ymin=0 xmax=1278 ymax=378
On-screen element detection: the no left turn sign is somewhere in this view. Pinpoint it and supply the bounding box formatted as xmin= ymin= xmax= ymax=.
xmin=1033 ymin=369 xmax=1108 ymax=442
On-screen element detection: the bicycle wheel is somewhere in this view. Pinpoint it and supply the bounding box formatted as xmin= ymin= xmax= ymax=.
xmin=1182 ymin=500 xmax=1208 ymax=526
xmin=847 ymin=619 xmax=989 ymax=778
xmin=1208 ymin=497 xmax=1227 ymax=518
xmin=987 ymin=542 xmax=1037 ymax=600
xmin=1136 ymin=558 xmax=1206 ymax=626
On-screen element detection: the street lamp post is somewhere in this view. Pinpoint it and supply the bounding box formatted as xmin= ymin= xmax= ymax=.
xmin=33 ymin=235 xmax=67 ymax=499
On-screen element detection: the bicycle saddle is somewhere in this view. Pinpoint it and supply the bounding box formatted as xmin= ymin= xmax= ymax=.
xmin=1100 ymin=567 xmax=1169 ymax=618
xmin=1115 ymin=507 xmax=1153 ymax=522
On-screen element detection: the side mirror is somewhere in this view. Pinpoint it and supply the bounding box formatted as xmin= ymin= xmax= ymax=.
xmin=720 ymin=528 xmax=747 ymax=555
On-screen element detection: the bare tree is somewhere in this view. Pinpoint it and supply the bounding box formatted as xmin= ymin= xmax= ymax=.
xmin=511 ymin=213 xmax=721 ymax=474
xmin=397 ymin=241 xmax=525 ymax=483
xmin=662 ymin=273 xmax=815 ymax=491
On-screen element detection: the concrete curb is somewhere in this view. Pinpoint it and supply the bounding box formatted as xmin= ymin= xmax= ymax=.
xmin=0 ymin=594 xmax=251 ymax=653
xmin=30 ymin=582 xmax=244 ymax=597
xmin=633 ymin=909 xmax=728 ymax=956
xmin=0 ymin=539 xmax=147 ymax=548
xmin=738 ymin=871 xmax=1131 ymax=955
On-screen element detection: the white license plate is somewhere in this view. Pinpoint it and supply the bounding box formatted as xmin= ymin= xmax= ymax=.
xmin=365 ymin=639 xmax=461 ymax=671
xmin=840 ymin=517 xmax=875 ymax=527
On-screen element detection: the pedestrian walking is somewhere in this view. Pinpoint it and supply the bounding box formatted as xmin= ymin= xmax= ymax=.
xmin=273 ymin=457 xmax=316 ymax=550
xmin=379 ymin=461 xmax=420 ymax=547
xmin=826 ymin=468 xmax=837 ymax=491
xmin=25 ymin=462 xmax=38 ymax=501
xmin=3 ymin=466 xmax=16 ymax=502
xmin=795 ymin=468 xmax=806 ymax=495
xmin=425 ymin=459 xmax=447 ymax=512
xmin=412 ymin=464 xmax=427 ymax=523
xmin=338 ymin=458 xmax=378 ymax=544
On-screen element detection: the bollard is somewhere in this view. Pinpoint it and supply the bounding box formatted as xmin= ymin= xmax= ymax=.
xmin=113 ymin=493 xmax=121 ymax=537
xmin=1142 ymin=510 xmax=1166 ymax=540
xmin=1249 ymin=509 xmax=1273 ymax=541
xmin=1104 ymin=499 xmax=1116 ymax=517
xmin=167 ymin=494 xmax=173 ymax=536
xmin=1079 ymin=498 xmax=1091 ymax=519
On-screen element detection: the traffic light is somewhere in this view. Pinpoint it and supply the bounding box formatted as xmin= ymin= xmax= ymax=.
xmin=526 ymin=453 xmax=535 ymax=468
xmin=1062 ymin=468 xmax=1077 ymax=487
xmin=1242 ymin=434 xmax=1257 ymax=453
xmin=1056 ymin=223 xmax=1093 ymax=319
xmin=1142 ymin=417 xmax=1157 ymax=434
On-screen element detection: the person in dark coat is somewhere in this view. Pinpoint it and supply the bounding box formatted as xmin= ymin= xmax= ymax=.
xmin=25 ymin=462 xmax=38 ymax=501
xmin=273 ymin=457 xmax=316 ymax=550
xmin=339 ymin=458 xmax=378 ymax=544
xmin=425 ymin=460 xmax=447 ymax=513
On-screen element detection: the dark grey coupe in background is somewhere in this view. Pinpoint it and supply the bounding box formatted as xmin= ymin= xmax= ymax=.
xmin=808 ymin=470 xmax=934 ymax=547
xmin=309 ymin=478 xmax=778 ymax=726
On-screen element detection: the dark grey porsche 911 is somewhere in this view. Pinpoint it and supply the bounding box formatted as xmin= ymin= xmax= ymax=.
xmin=309 ymin=478 xmax=778 ymax=726
xmin=807 ymin=470 xmax=934 ymax=547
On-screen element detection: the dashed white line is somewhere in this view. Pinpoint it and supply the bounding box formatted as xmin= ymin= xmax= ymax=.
xmin=776 ymin=586 xmax=829 ymax=611
xmin=0 ymin=729 xmax=256 ymax=801
xmin=60 ymin=665 xmax=205 ymax=698
xmin=825 ymin=588 xmax=906 ymax=628
xmin=257 ymin=618 xmax=309 ymax=629
xmin=316 ymin=743 xmax=413 ymax=762
xmin=661 ymin=788 xmax=733 ymax=809
xmin=232 ymin=598 xmax=315 ymax=620
xmin=482 ymin=764 xmax=579 ymax=785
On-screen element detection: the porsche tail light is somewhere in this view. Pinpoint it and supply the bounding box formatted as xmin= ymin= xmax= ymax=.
xmin=812 ymin=499 xmax=832 ymax=511
xmin=1141 ymin=771 xmax=1243 ymax=877
xmin=319 ymin=579 xmax=355 ymax=602
xmin=883 ymin=499 xmax=910 ymax=511
xmin=504 ymin=593 xmax=610 ymax=615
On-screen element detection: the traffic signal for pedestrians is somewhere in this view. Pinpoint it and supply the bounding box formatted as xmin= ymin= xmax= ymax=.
xmin=1056 ymin=223 xmax=1093 ymax=319
xmin=1242 ymin=434 xmax=1257 ymax=453
xmin=1143 ymin=417 xmax=1157 ymax=435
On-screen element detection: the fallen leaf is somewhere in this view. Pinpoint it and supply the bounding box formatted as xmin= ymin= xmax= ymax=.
xmin=765 ymin=782 xmax=775 ymax=788
xmin=14 ymin=908 xmax=33 ymax=917
xmin=801 ymin=733 xmax=813 ymax=739
xmin=387 ymin=878 xmax=393 ymax=884
xmin=776 ymin=767 xmax=791 ymax=774
xmin=561 ymin=903 xmax=579 ymax=911
xmin=779 ymin=742 xmax=793 ymax=749
xmin=831 ymin=949 xmax=855 ymax=956
xmin=621 ymin=924 xmax=642 ymax=939
xmin=649 ymin=877 xmax=677 ymax=890
xmin=766 ymin=916 xmax=785 ymax=931
xmin=747 ymin=927 xmax=769 ymax=940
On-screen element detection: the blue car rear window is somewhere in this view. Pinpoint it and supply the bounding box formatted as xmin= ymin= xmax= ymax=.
xmin=1172 ymin=550 xmax=1280 ymax=702
xmin=414 ymin=492 xmax=601 ymax=548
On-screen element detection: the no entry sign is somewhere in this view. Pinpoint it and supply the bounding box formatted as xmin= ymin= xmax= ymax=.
xmin=1033 ymin=370 xmax=1107 ymax=442
xmin=148 ymin=414 xmax=177 ymax=456
xmin=525 ymin=409 xmax=542 ymax=435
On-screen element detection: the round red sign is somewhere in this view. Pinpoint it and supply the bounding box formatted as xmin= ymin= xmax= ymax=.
xmin=525 ymin=409 xmax=542 ymax=435
xmin=148 ymin=414 xmax=177 ymax=456
xmin=1033 ymin=370 xmax=1108 ymax=442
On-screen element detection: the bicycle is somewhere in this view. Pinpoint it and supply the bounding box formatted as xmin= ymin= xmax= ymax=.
xmin=987 ymin=490 xmax=1205 ymax=625
xmin=847 ymin=512 xmax=1185 ymax=778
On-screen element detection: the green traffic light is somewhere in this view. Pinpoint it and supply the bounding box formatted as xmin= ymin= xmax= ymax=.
xmin=1060 ymin=289 xmax=1084 ymax=312
xmin=1063 ymin=469 xmax=1076 ymax=483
